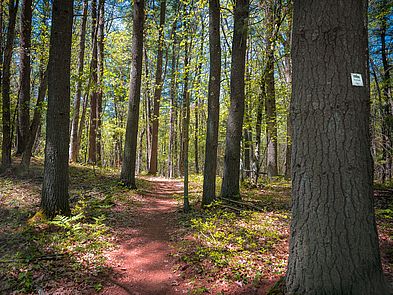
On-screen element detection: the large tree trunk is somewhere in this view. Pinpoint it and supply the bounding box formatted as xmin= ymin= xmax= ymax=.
xmin=70 ymin=0 xmax=88 ymax=162
xmin=96 ymin=0 xmax=105 ymax=166
xmin=120 ymin=0 xmax=145 ymax=188
xmin=41 ymin=0 xmax=73 ymax=218
xmin=20 ymin=69 xmax=48 ymax=171
xmin=17 ymin=0 xmax=32 ymax=155
xmin=286 ymin=1 xmax=390 ymax=294
xmin=220 ymin=0 xmax=249 ymax=200
xmin=88 ymin=0 xmax=98 ymax=164
xmin=1 ymin=0 xmax=18 ymax=169
xmin=149 ymin=0 xmax=166 ymax=175
xmin=265 ymin=1 xmax=278 ymax=179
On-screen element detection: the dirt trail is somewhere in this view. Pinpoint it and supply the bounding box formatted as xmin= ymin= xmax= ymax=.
xmin=101 ymin=178 xmax=184 ymax=295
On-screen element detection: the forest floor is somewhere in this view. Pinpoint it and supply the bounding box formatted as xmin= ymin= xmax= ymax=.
xmin=0 ymin=159 xmax=392 ymax=294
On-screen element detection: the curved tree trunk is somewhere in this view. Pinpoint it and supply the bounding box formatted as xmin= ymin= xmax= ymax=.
xmin=286 ymin=1 xmax=390 ymax=294
xmin=120 ymin=0 xmax=145 ymax=188
xmin=220 ymin=0 xmax=249 ymax=200
xmin=41 ymin=0 xmax=73 ymax=218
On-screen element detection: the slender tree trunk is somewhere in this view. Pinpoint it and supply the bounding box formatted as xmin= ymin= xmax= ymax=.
xmin=88 ymin=0 xmax=98 ymax=164
xmin=1 ymin=0 xmax=18 ymax=169
xmin=96 ymin=0 xmax=105 ymax=166
xmin=182 ymin=40 xmax=191 ymax=213
xmin=220 ymin=0 xmax=249 ymax=200
xmin=41 ymin=0 xmax=73 ymax=218
xmin=194 ymin=23 xmax=204 ymax=175
xmin=254 ymin=77 xmax=265 ymax=184
xmin=283 ymin=4 xmax=292 ymax=179
xmin=243 ymin=99 xmax=252 ymax=179
xmin=77 ymin=92 xmax=89 ymax=161
xmin=149 ymin=0 xmax=166 ymax=175
xmin=17 ymin=0 xmax=32 ymax=155
xmin=20 ymin=69 xmax=48 ymax=171
xmin=179 ymin=104 xmax=184 ymax=176
xmin=286 ymin=1 xmax=390 ymax=293
xmin=202 ymin=0 xmax=221 ymax=206
xmin=194 ymin=98 xmax=200 ymax=174
xmin=168 ymin=31 xmax=178 ymax=178
xmin=70 ymin=0 xmax=88 ymax=162
xmin=120 ymin=0 xmax=145 ymax=188
xmin=144 ymin=48 xmax=152 ymax=169
xmin=379 ymin=4 xmax=392 ymax=182
xmin=265 ymin=1 xmax=278 ymax=179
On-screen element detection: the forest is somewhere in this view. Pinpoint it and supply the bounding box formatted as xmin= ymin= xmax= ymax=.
xmin=0 ymin=0 xmax=392 ymax=294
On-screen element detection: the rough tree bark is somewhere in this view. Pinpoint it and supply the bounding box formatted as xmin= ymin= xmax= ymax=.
xmin=120 ymin=0 xmax=145 ymax=188
xmin=220 ymin=0 xmax=249 ymax=200
xmin=17 ymin=0 xmax=32 ymax=155
xmin=149 ymin=0 xmax=166 ymax=175
xmin=41 ymin=0 xmax=73 ymax=218
xmin=1 ymin=0 xmax=18 ymax=169
xmin=286 ymin=1 xmax=390 ymax=294
xmin=70 ymin=0 xmax=88 ymax=162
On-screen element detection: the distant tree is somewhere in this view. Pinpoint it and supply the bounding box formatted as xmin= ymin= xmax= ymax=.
xmin=120 ymin=0 xmax=145 ymax=188
xmin=20 ymin=69 xmax=48 ymax=171
xmin=202 ymin=0 xmax=221 ymax=206
xmin=41 ymin=0 xmax=73 ymax=218
xmin=70 ymin=0 xmax=88 ymax=162
xmin=220 ymin=0 xmax=249 ymax=200
xmin=17 ymin=0 xmax=32 ymax=155
xmin=96 ymin=0 xmax=105 ymax=165
xmin=264 ymin=0 xmax=278 ymax=179
xmin=88 ymin=0 xmax=98 ymax=164
xmin=1 ymin=0 xmax=19 ymax=169
xmin=168 ymin=16 xmax=179 ymax=178
xmin=149 ymin=0 xmax=166 ymax=175
xmin=286 ymin=1 xmax=390 ymax=293
xmin=182 ymin=33 xmax=192 ymax=213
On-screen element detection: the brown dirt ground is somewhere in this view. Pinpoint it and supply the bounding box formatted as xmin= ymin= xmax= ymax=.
xmin=101 ymin=177 xmax=185 ymax=295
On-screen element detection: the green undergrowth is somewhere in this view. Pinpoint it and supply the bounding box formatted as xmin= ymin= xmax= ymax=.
xmin=175 ymin=181 xmax=290 ymax=292
xmin=0 ymin=160 xmax=139 ymax=294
